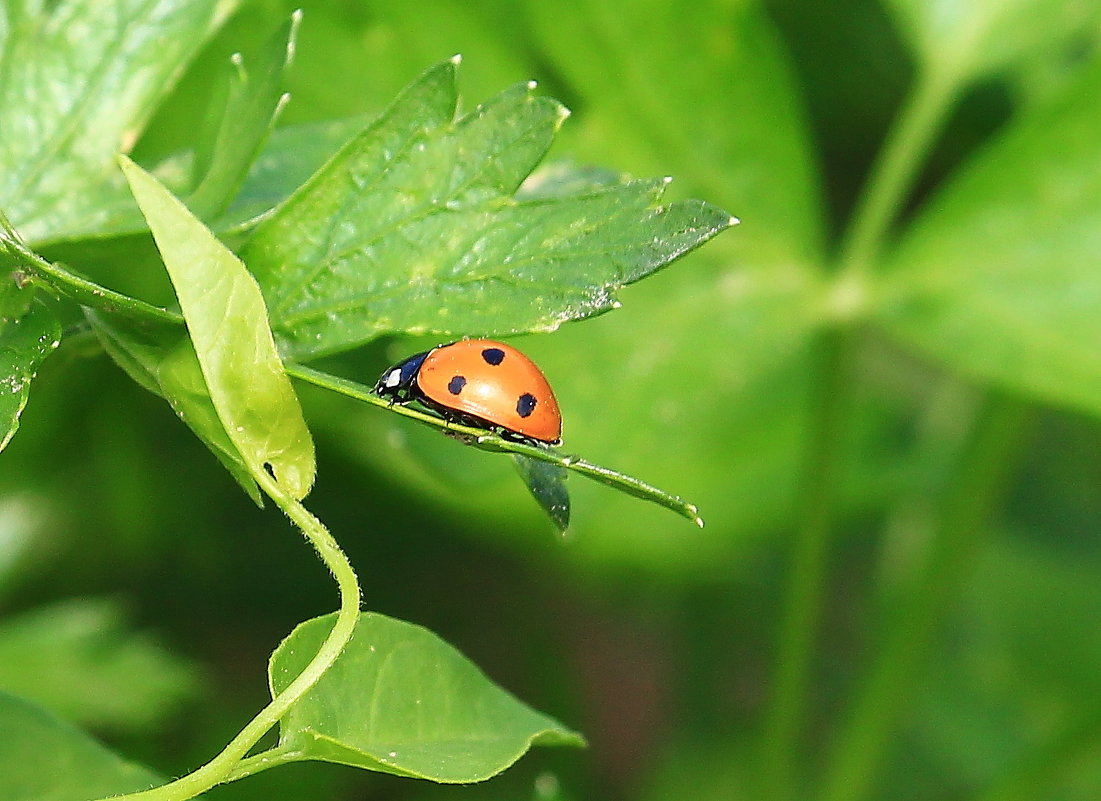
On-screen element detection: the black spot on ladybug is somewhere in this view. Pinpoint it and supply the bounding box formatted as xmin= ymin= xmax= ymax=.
xmin=448 ymin=375 xmax=467 ymax=395
xmin=481 ymin=347 xmax=505 ymax=366
xmin=516 ymin=393 xmax=537 ymax=418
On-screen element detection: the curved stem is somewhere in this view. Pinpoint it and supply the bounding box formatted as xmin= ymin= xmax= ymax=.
xmin=96 ymin=470 xmax=360 ymax=801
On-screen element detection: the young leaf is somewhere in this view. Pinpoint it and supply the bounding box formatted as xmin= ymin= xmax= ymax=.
xmin=878 ymin=59 xmax=1101 ymax=419
xmin=0 ymin=691 xmax=161 ymax=800
xmin=268 ymin=612 xmax=584 ymax=783
xmin=187 ymin=11 xmax=299 ymax=217
xmin=0 ymin=0 xmax=230 ymax=245
xmin=0 ymin=279 xmax=60 ymax=452
xmin=239 ymin=58 xmax=733 ymax=359
xmin=513 ymin=454 xmax=570 ymax=533
xmin=119 ymin=156 xmax=315 ymax=499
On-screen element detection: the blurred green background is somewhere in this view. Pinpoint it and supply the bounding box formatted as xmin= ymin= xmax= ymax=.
xmin=4 ymin=0 xmax=1101 ymax=799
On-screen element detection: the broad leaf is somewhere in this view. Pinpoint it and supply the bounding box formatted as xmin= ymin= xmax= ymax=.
xmin=0 ymin=276 xmax=60 ymax=452
xmin=879 ymin=58 xmax=1101 ymax=418
xmin=240 ymin=59 xmax=732 ymax=359
xmin=0 ymin=691 xmax=161 ymax=800
xmin=885 ymin=0 xmax=1101 ymax=83
xmin=0 ymin=0 xmax=231 ymax=244
xmin=120 ymin=157 xmax=315 ymax=499
xmin=187 ymin=11 xmax=298 ymax=217
xmin=0 ymin=598 xmax=200 ymax=731
xmin=269 ymin=612 xmax=584 ymax=782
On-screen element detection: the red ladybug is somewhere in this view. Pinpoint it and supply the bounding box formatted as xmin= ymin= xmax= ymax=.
xmin=375 ymin=339 xmax=562 ymax=445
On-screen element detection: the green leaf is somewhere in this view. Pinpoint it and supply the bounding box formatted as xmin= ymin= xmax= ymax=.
xmin=0 ymin=690 xmax=161 ymax=800
xmin=187 ymin=11 xmax=299 ymax=217
xmin=240 ymin=58 xmax=733 ymax=359
xmin=0 ymin=278 xmax=60 ymax=452
xmin=119 ymin=156 xmax=315 ymax=499
xmin=268 ymin=612 xmax=584 ymax=783
xmin=885 ymin=0 xmax=1101 ymax=83
xmin=0 ymin=598 xmax=201 ymax=732
xmin=512 ymin=454 xmax=570 ymax=533
xmin=878 ymin=58 xmax=1101 ymax=418
xmin=0 ymin=0 xmax=231 ymax=244
xmin=89 ymin=310 xmax=262 ymax=504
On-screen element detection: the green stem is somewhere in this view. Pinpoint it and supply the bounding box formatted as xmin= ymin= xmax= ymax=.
xmin=820 ymin=395 xmax=1029 ymax=801
xmin=837 ymin=63 xmax=959 ymax=280
xmin=96 ymin=469 xmax=361 ymax=801
xmin=2 ymin=235 xmax=184 ymax=325
xmin=759 ymin=328 xmax=851 ymax=801
xmin=760 ymin=61 xmax=964 ymax=801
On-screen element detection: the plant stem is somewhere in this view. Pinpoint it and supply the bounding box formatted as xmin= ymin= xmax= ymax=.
xmin=820 ymin=394 xmax=1029 ymax=801
xmin=95 ymin=470 xmax=361 ymax=801
xmin=759 ymin=327 xmax=851 ymax=801
xmin=760 ymin=61 xmax=963 ymax=801
xmin=3 ymin=235 xmax=183 ymax=325
xmin=837 ymin=63 xmax=958 ymax=281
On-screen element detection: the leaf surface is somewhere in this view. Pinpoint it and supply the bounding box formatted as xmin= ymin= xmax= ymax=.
xmin=0 ymin=691 xmax=160 ymax=800
xmin=120 ymin=157 xmax=315 ymax=498
xmin=240 ymin=59 xmax=732 ymax=358
xmin=0 ymin=0 xmax=229 ymax=244
xmin=0 ymin=276 xmax=60 ymax=451
xmin=885 ymin=0 xmax=1101 ymax=82
xmin=879 ymin=59 xmax=1101 ymax=417
xmin=269 ymin=612 xmax=584 ymax=783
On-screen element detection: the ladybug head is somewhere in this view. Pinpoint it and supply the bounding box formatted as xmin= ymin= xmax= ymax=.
xmin=374 ymin=350 xmax=430 ymax=401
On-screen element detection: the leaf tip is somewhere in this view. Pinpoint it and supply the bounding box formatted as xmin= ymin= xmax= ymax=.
xmin=729 ymin=216 xmax=741 ymax=226
xmin=450 ymin=53 xmax=463 ymax=66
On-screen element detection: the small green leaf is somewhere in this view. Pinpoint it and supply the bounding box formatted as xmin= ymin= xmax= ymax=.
xmin=0 ymin=690 xmax=161 ymax=800
xmin=0 ymin=0 xmax=230 ymax=244
xmin=269 ymin=612 xmax=584 ymax=783
xmin=0 ymin=598 xmax=201 ymax=732
xmin=0 ymin=281 xmax=60 ymax=452
xmin=240 ymin=59 xmax=733 ymax=358
xmin=513 ymin=454 xmax=570 ymax=533
xmin=119 ymin=156 xmax=315 ymax=499
xmin=187 ymin=11 xmax=299 ymax=217
xmin=879 ymin=59 xmax=1101 ymax=418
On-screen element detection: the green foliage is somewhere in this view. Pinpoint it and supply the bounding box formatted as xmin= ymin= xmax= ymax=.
xmin=240 ymin=59 xmax=731 ymax=358
xmin=0 ymin=691 xmax=161 ymax=800
xmin=119 ymin=156 xmax=315 ymax=500
xmin=3 ymin=1 xmax=1101 ymax=801
xmin=268 ymin=613 xmax=583 ymax=782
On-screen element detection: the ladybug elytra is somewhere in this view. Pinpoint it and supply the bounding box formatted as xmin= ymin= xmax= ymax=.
xmin=375 ymin=339 xmax=562 ymax=445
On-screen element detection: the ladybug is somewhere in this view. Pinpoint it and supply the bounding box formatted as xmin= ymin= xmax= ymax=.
xmin=375 ymin=339 xmax=562 ymax=445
